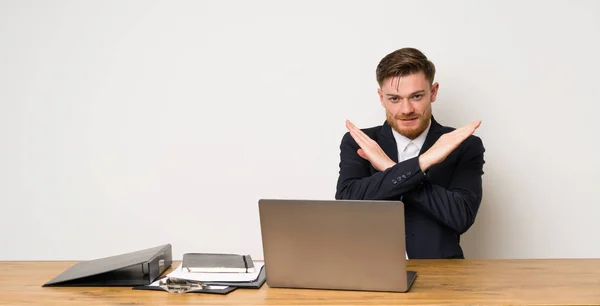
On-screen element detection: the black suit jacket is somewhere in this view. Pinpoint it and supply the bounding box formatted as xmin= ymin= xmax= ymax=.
xmin=335 ymin=117 xmax=485 ymax=259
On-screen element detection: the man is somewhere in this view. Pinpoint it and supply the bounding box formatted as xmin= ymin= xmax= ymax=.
xmin=335 ymin=47 xmax=485 ymax=259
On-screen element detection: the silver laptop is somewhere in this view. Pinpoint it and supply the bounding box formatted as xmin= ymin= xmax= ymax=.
xmin=258 ymin=199 xmax=417 ymax=292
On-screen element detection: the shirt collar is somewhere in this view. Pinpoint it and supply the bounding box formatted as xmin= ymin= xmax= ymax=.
xmin=391 ymin=119 xmax=432 ymax=152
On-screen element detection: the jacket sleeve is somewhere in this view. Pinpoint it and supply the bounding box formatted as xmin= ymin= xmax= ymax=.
xmin=335 ymin=132 xmax=428 ymax=200
xmin=402 ymin=135 xmax=485 ymax=234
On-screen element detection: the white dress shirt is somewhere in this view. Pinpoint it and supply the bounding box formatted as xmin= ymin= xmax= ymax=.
xmin=391 ymin=119 xmax=431 ymax=259
xmin=392 ymin=120 xmax=431 ymax=163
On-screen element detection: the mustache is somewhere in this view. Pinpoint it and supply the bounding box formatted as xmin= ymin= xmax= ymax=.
xmin=395 ymin=114 xmax=420 ymax=120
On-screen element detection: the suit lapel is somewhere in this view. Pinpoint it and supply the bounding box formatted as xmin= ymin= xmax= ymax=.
xmin=379 ymin=121 xmax=399 ymax=163
xmin=420 ymin=116 xmax=445 ymax=154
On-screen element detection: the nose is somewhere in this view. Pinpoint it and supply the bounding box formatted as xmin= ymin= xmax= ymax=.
xmin=399 ymin=99 xmax=415 ymax=115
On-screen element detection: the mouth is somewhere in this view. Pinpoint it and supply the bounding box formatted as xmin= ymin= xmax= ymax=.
xmin=399 ymin=118 xmax=418 ymax=123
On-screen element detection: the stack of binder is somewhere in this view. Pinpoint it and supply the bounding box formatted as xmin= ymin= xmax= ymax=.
xmin=42 ymin=244 xmax=265 ymax=295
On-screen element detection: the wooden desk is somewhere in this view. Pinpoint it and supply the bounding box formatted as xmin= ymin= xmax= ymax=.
xmin=1 ymin=259 xmax=599 ymax=305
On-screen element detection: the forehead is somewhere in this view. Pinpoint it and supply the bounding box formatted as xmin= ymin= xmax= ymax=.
xmin=380 ymin=71 xmax=430 ymax=95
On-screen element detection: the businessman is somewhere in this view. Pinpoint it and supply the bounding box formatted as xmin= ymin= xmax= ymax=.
xmin=335 ymin=48 xmax=485 ymax=259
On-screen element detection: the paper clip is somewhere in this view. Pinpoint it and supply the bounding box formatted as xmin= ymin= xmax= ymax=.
xmin=158 ymin=277 xmax=206 ymax=294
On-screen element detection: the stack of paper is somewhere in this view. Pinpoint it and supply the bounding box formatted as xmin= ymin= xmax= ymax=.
xmin=168 ymin=262 xmax=265 ymax=283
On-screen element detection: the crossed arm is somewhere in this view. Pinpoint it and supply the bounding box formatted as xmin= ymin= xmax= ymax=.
xmin=335 ymin=120 xmax=484 ymax=234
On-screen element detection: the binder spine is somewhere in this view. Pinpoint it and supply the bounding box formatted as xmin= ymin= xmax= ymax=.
xmin=148 ymin=245 xmax=172 ymax=282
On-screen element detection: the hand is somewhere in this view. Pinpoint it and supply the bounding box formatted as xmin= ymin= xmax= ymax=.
xmin=346 ymin=120 xmax=396 ymax=172
xmin=419 ymin=120 xmax=482 ymax=172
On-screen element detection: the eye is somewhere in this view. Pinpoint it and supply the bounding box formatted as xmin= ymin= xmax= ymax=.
xmin=411 ymin=94 xmax=423 ymax=100
xmin=389 ymin=97 xmax=399 ymax=102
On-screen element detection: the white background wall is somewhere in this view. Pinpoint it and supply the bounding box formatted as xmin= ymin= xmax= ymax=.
xmin=1 ymin=0 xmax=599 ymax=260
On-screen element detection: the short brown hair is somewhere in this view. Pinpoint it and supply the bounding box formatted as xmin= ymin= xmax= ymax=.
xmin=376 ymin=47 xmax=436 ymax=87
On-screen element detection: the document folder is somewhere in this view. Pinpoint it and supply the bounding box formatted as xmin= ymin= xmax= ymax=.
xmin=132 ymin=264 xmax=266 ymax=294
xmin=43 ymin=244 xmax=172 ymax=287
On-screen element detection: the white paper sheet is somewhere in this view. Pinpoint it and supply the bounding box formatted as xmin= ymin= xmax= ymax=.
xmin=166 ymin=262 xmax=264 ymax=282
